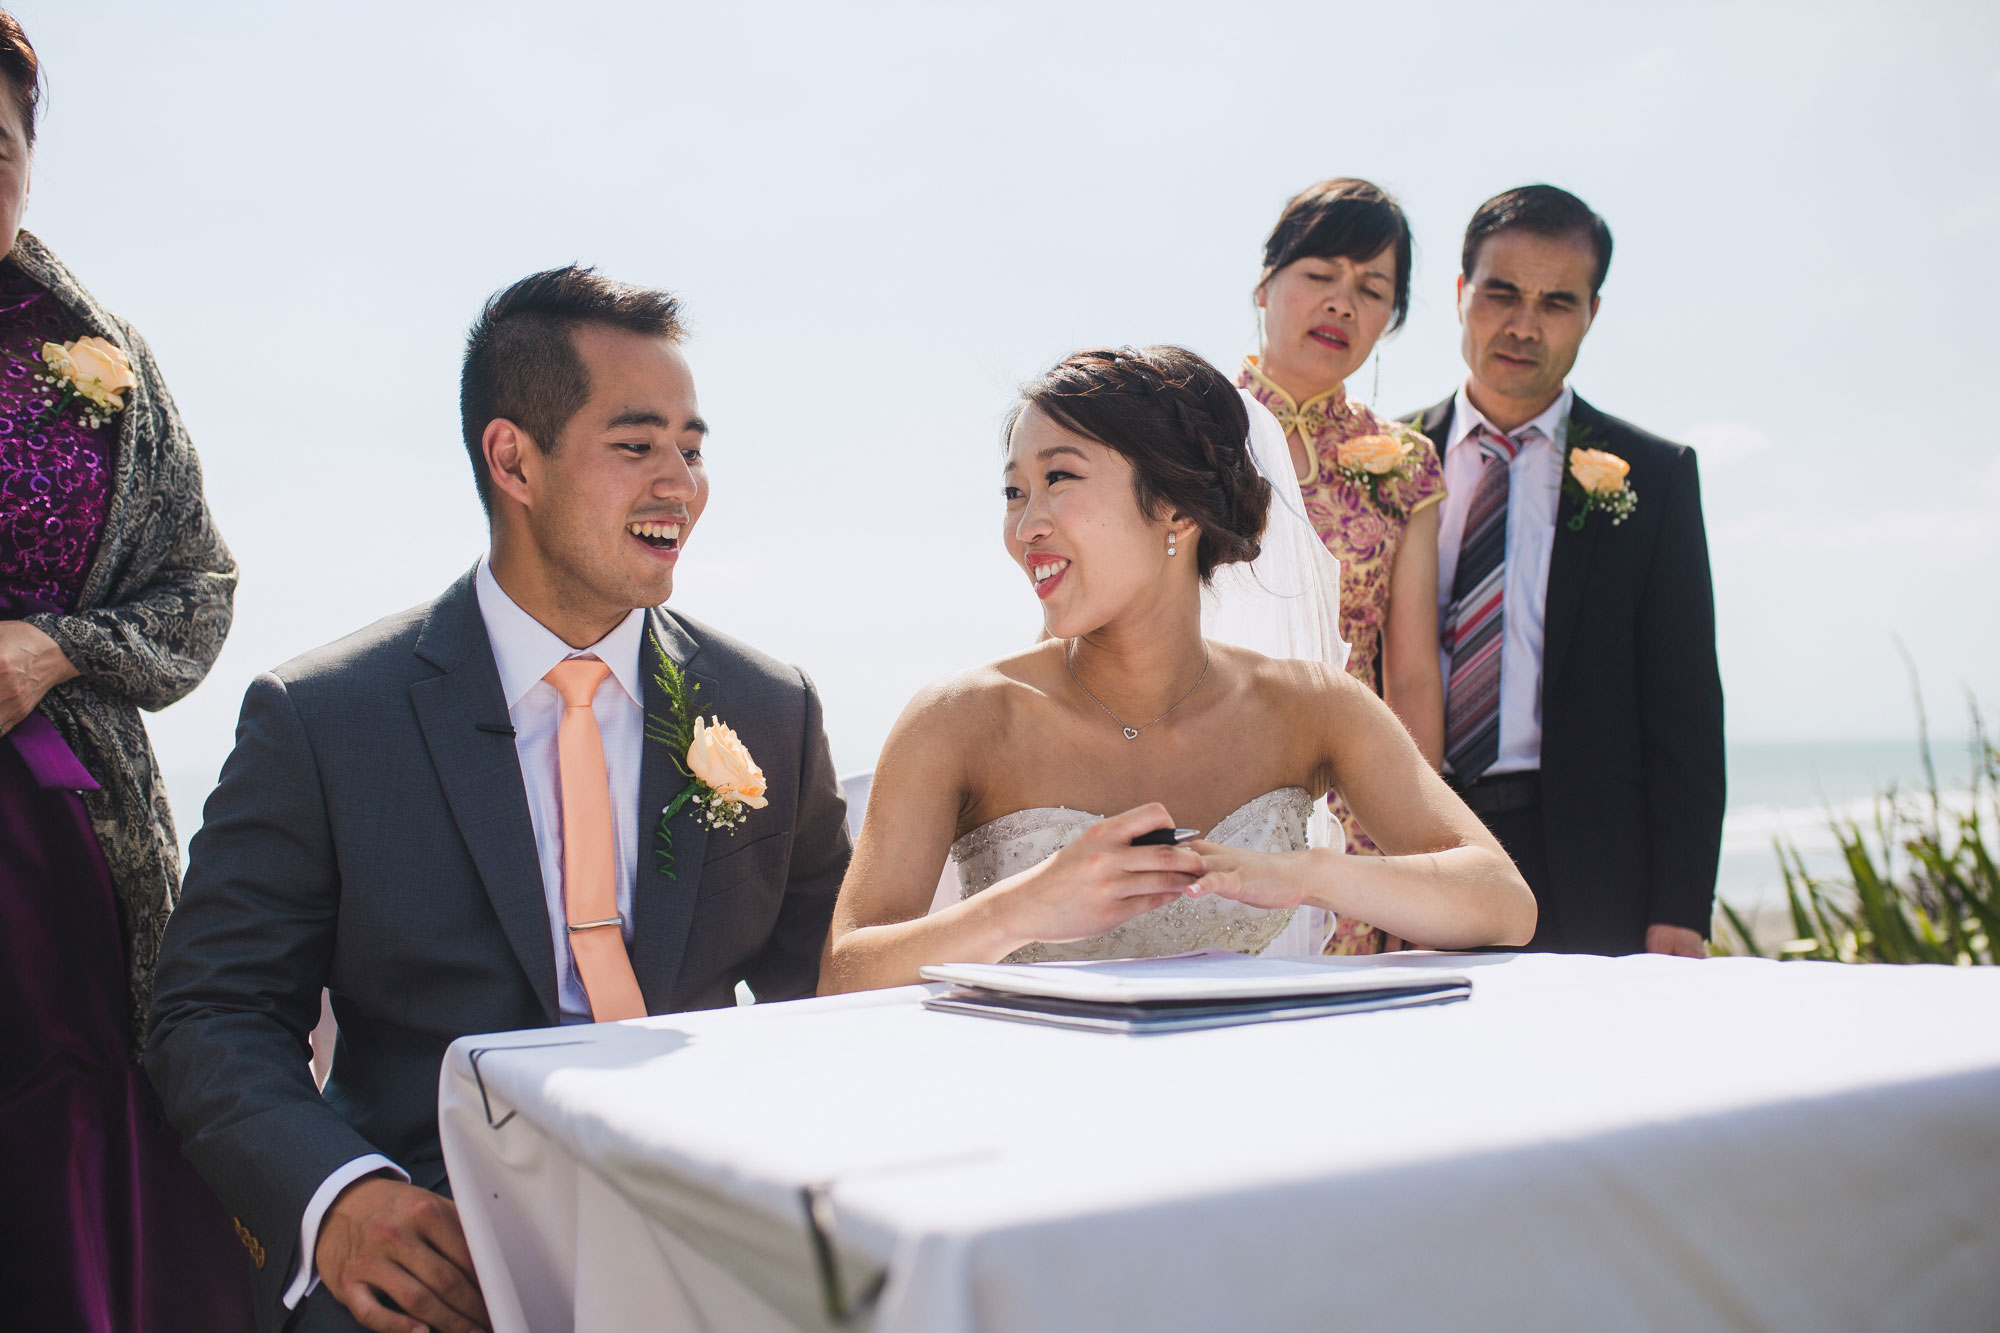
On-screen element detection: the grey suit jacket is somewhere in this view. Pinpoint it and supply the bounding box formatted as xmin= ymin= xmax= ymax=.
xmin=146 ymin=568 xmax=850 ymax=1327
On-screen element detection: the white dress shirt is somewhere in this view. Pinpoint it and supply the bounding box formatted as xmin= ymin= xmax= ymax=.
xmin=474 ymin=558 xmax=648 ymax=1023
xmin=1435 ymin=383 xmax=1572 ymax=777
xmin=286 ymin=561 xmax=650 ymax=1308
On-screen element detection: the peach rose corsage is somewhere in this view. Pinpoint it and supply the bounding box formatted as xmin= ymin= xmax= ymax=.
xmin=1332 ymin=421 xmax=1427 ymax=518
xmin=35 ymin=336 xmax=137 ymax=429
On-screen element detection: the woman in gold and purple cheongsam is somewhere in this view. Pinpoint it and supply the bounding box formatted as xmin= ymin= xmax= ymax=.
xmin=1240 ymin=179 xmax=1447 ymax=954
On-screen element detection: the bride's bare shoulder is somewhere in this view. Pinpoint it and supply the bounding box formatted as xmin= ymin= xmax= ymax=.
xmin=887 ymin=643 xmax=1065 ymax=744
xmin=1209 ymin=640 xmax=1359 ymax=705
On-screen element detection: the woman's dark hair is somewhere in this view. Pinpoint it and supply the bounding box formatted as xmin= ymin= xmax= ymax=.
xmin=1257 ymin=178 xmax=1413 ymax=332
xmin=0 ymin=9 xmax=42 ymax=146
xmin=460 ymin=264 xmax=685 ymax=516
xmin=1462 ymin=184 xmax=1613 ymax=297
xmin=1013 ymin=346 xmax=1270 ymax=584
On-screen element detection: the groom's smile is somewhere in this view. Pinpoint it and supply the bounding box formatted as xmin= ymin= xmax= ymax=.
xmin=626 ymin=519 xmax=684 ymax=557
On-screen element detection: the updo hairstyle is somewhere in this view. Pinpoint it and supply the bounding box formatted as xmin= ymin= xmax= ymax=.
xmin=1014 ymin=345 xmax=1270 ymax=584
xmin=1258 ymin=177 xmax=1413 ymax=332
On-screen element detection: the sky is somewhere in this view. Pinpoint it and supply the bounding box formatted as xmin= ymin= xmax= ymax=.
xmin=13 ymin=0 xmax=1999 ymax=813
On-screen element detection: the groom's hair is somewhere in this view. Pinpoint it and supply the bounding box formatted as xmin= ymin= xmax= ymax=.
xmin=1012 ymin=346 xmax=1270 ymax=584
xmin=460 ymin=265 xmax=685 ymax=516
xmin=1462 ymin=185 xmax=1614 ymax=297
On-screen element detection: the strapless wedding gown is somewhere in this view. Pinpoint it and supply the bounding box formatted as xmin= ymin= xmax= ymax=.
xmin=948 ymin=787 xmax=1314 ymax=962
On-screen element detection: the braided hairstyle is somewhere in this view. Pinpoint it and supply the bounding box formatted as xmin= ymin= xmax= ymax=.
xmin=1014 ymin=346 xmax=1270 ymax=584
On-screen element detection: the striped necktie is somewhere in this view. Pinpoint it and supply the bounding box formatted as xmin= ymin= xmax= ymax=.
xmin=1443 ymin=424 xmax=1539 ymax=783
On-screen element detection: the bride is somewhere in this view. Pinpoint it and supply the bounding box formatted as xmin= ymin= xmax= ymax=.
xmin=820 ymin=347 xmax=1533 ymax=993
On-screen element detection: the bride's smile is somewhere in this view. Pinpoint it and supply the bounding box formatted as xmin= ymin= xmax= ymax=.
xmin=1026 ymin=552 xmax=1070 ymax=599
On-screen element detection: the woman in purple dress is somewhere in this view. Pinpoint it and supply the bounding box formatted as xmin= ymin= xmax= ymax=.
xmin=0 ymin=14 xmax=253 ymax=1330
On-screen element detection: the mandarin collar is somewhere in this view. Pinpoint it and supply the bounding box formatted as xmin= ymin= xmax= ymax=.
xmin=1238 ymin=355 xmax=1350 ymax=422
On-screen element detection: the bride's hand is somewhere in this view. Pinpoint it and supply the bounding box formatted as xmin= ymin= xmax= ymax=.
xmin=1186 ymin=840 xmax=1308 ymax=911
xmin=994 ymin=803 xmax=1202 ymax=945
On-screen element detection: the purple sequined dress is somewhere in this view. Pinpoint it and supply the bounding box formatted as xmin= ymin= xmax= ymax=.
xmin=0 ymin=267 xmax=255 ymax=1330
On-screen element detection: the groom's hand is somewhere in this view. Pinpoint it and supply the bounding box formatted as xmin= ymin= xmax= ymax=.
xmin=1645 ymin=923 xmax=1708 ymax=958
xmin=317 ymin=1175 xmax=490 ymax=1333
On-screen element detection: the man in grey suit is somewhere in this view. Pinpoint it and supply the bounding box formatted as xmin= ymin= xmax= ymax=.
xmin=148 ymin=267 xmax=851 ymax=1333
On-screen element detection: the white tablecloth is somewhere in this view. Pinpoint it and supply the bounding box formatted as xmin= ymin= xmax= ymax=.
xmin=438 ymin=954 xmax=2000 ymax=1332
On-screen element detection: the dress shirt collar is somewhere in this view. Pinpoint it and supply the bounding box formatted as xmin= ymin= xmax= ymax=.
xmin=1447 ymin=382 xmax=1573 ymax=457
xmin=474 ymin=558 xmax=647 ymax=711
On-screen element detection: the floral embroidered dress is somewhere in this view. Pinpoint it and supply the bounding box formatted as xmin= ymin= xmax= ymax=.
xmin=1237 ymin=356 xmax=1445 ymax=952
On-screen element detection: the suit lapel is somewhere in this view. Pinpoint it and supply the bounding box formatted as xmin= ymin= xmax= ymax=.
xmin=1541 ymin=395 xmax=1604 ymax=698
xmin=410 ymin=570 xmax=561 ymax=1022
xmin=630 ymin=607 xmax=715 ymax=1011
xmin=1413 ymin=395 xmax=1454 ymax=452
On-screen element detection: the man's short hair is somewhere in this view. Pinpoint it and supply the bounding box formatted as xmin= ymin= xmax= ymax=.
xmin=459 ymin=266 xmax=685 ymax=515
xmin=1462 ymin=185 xmax=1613 ymax=298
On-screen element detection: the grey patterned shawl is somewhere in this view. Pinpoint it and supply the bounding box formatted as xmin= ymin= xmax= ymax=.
xmin=11 ymin=230 xmax=236 ymax=1052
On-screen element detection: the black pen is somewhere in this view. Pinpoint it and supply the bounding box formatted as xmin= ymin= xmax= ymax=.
xmin=1130 ymin=826 xmax=1201 ymax=847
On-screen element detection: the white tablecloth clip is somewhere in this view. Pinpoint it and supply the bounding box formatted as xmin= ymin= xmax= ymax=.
xmin=801 ymin=1181 xmax=886 ymax=1326
xmin=466 ymin=1041 xmax=592 ymax=1131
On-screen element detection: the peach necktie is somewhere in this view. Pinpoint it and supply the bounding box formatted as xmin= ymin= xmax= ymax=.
xmin=544 ymin=658 xmax=646 ymax=1022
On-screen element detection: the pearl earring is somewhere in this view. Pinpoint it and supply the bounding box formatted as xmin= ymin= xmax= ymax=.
xmin=1167 ymin=532 xmax=1178 ymax=557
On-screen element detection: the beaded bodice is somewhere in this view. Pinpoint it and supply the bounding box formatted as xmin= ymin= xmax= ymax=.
xmin=950 ymin=787 xmax=1312 ymax=962
xmin=0 ymin=266 xmax=115 ymax=612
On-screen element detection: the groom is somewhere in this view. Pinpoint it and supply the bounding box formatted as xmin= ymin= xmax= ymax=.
xmin=1409 ymin=186 xmax=1725 ymax=958
xmin=148 ymin=268 xmax=851 ymax=1332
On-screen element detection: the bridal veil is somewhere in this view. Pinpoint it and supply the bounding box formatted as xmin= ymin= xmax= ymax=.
xmin=1201 ymin=389 xmax=1351 ymax=955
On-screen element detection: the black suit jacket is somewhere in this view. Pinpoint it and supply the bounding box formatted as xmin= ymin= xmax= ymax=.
xmin=1411 ymin=394 xmax=1725 ymax=953
xmin=145 ymin=569 xmax=850 ymax=1328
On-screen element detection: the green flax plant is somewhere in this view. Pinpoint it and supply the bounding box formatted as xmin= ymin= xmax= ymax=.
xmin=1717 ymin=701 xmax=1997 ymax=965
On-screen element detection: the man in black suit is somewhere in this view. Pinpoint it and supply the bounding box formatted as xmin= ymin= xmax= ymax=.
xmin=1409 ymin=185 xmax=1723 ymax=958
xmin=147 ymin=268 xmax=851 ymax=1332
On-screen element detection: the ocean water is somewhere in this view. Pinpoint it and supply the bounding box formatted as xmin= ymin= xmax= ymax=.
xmin=1716 ymin=737 xmax=1987 ymax=934
xmin=160 ymin=735 xmax=1986 ymax=938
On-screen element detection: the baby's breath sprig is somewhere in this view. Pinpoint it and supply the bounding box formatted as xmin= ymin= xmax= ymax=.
xmin=1558 ymin=417 xmax=1639 ymax=532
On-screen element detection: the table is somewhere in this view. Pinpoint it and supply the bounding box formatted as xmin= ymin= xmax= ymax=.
xmin=438 ymin=953 xmax=2000 ymax=1332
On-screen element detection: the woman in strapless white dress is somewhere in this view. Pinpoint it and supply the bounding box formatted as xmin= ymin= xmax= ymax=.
xmin=820 ymin=347 xmax=1534 ymax=994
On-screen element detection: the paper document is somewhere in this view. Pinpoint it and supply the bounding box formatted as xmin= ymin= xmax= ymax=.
xmin=921 ymin=948 xmax=1472 ymax=1004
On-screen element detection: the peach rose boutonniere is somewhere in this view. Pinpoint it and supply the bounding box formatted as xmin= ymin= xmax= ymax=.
xmin=688 ymin=716 xmax=769 ymax=812
xmin=33 ymin=336 xmax=137 ymax=429
xmin=646 ymin=633 xmax=766 ymax=877
xmin=1559 ymin=421 xmax=1639 ymax=531
xmin=1332 ymin=420 xmax=1427 ymax=519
